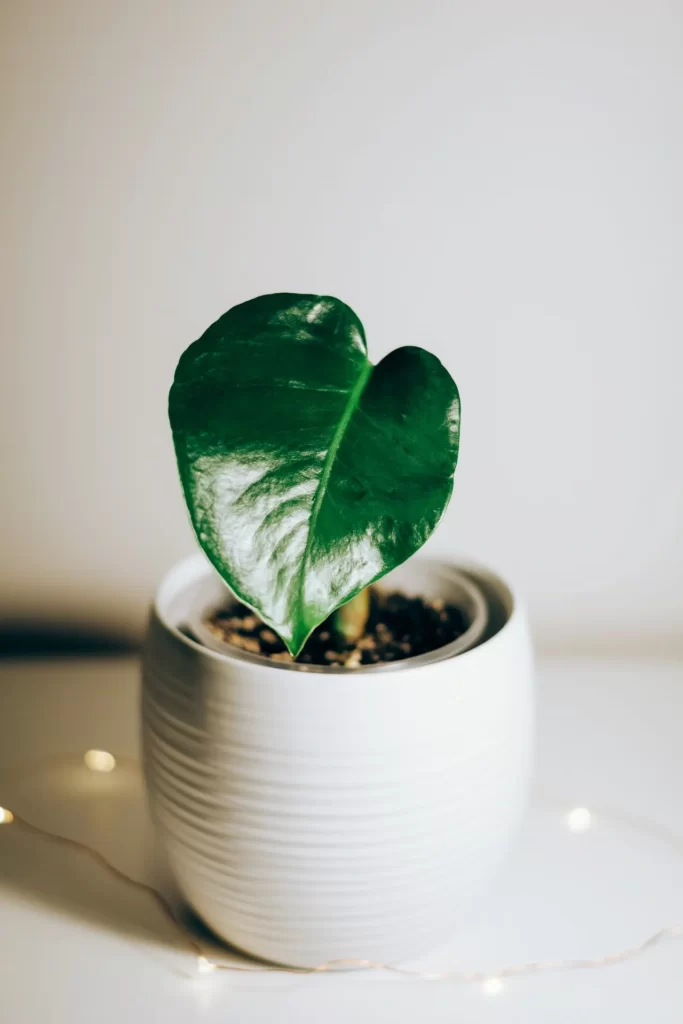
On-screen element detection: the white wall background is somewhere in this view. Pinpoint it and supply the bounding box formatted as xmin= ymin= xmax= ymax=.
xmin=2 ymin=0 xmax=682 ymax=652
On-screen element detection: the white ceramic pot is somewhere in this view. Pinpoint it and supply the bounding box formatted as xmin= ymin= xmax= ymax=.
xmin=142 ymin=554 xmax=534 ymax=968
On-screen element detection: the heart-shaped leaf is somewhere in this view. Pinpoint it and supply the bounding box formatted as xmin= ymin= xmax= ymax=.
xmin=170 ymin=294 xmax=460 ymax=656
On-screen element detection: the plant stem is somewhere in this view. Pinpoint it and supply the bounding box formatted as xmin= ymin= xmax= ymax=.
xmin=333 ymin=588 xmax=370 ymax=643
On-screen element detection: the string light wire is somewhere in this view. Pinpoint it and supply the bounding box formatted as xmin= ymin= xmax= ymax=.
xmin=1 ymin=755 xmax=682 ymax=985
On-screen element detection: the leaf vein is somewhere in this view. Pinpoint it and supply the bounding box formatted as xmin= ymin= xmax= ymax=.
xmin=293 ymin=359 xmax=374 ymax=633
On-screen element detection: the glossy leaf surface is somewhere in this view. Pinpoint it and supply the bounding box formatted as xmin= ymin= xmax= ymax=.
xmin=170 ymin=294 xmax=460 ymax=655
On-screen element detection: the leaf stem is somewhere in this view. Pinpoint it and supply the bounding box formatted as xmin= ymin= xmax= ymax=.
xmin=333 ymin=588 xmax=371 ymax=643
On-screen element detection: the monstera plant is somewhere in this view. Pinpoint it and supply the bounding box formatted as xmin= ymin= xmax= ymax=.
xmin=169 ymin=293 xmax=460 ymax=657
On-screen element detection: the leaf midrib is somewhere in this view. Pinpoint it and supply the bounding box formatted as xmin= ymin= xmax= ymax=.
xmin=294 ymin=357 xmax=374 ymax=634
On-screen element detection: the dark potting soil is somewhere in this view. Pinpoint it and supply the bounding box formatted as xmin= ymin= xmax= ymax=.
xmin=204 ymin=589 xmax=468 ymax=668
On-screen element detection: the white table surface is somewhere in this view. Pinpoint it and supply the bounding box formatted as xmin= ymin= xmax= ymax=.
xmin=0 ymin=655 xmax=682 ymax=1022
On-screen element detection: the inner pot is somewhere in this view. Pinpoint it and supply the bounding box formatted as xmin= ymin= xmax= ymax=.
xmin=186 ymin=561 xmax=489 ymax=669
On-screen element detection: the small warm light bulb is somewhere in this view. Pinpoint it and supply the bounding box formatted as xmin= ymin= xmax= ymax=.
xmin=481 ymin=977 xmax=503 ymax=996
xmin=84 ymin=750 xmax=116 ymax=773
xmin=566 ymin=807 xmax=592 ymax=833
xmin=0 ymin=807 xmax=14 ymax=825
xmin=197 ymin=956 xmax=216 ymax=975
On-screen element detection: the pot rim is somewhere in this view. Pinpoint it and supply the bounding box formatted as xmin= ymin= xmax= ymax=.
xmin=151 ymin=553 xmax=519 ymax=677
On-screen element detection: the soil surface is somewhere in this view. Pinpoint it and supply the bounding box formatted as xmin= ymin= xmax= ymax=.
xmin=204 ymin=588 xmax=468 ymax=668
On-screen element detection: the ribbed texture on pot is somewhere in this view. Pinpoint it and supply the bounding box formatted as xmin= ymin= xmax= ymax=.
xmin=141 ymin=556 xmax=534 ymax=967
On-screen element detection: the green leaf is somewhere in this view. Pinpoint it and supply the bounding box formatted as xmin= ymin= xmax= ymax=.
xmin=169 ymin=294 xmax=460 ymax=656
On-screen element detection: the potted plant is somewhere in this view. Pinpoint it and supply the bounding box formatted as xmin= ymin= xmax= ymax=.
xmin=142 ymin=293 xmax=533 ymax=968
